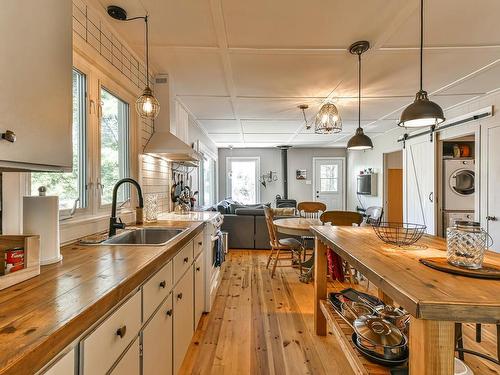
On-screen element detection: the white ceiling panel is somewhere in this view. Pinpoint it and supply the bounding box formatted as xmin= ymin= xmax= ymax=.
xmin=222 ymin=0 xmax=406 ymax=48
xmin=244 ymin=133 xmax=293 ymax=143
xmin=97 ymin=0 xmax=217 ymax=47
xmin=209 ymin=133 xmax=243 ymax=143
xmin=230 ymin=53 xmax=350 ymax=97
xmin=154 ymin=50 xmax=229 ymax=96
xmin=199 ymin=119 xmax=240 ymax=133
xmin=242 ymin=120 xmax=302 ymax=134
xmin=383 ymin=0 xmax=500 ymax=48
xmin=236 ymin=98 xmax=323 ymax=120
xmin=180 ymin=97 xmax=235 ymax=119
xmin=439 ymin=62 xmax=500 ymax=96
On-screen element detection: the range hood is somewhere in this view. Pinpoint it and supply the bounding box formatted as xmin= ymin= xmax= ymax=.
xmin=143 ymin=74 xmax=200 ymax=166
xmin=144 ymin=131 xmax=200 ymax=165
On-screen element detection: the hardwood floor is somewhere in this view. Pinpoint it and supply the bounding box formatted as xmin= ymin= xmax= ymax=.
xmin=180 ymin=250 xmax=500 ymax=375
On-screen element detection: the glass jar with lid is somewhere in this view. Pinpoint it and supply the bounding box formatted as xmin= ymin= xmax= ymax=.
xmin=447 ymin=221 xmax=488 ymax=269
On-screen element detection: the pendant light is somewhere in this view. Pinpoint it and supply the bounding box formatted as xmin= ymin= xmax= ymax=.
xmin=398 ymin=0 xmax=444 ymax=128
xmin=108 ymin=6 xmax=160 ymax=119
xmin=314 ymin=102 xmax=342 ymax=134
xmin=347 ymin=41 xmax=373 ymax=151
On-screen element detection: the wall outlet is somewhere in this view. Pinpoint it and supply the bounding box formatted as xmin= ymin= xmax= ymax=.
xmin=305 ymin=180 xmax=312 ymax=185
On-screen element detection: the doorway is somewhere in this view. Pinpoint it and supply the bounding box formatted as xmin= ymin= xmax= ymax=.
xmin=312 ymin=157 xmax=345 ymax=210
xmin=383 ymin=151 xmax=403 ymax=222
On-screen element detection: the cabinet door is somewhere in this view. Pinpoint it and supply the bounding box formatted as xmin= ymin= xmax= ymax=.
xmin=403 ymin=136 xmax=436 ymax=234
xmin=43 ymin=348 xmax=75 ymax=375
xmin=484 ymin=123 xmax=500 ymax=252
xmin=0 ymin=0 xmax=72 ymax=171
xmin=142 ymin=295 xmax=173 ymax=375
xmin=110 ymin=338 xmax=140 ymax=375
xmin=173 ymin=270 xmax=194 ymax=374
xmin=194 ymin=255 xmax=205 ymax=329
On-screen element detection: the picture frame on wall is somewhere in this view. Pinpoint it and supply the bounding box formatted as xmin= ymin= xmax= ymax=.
xmin=296 ymin=169 xmax=307 ymax=180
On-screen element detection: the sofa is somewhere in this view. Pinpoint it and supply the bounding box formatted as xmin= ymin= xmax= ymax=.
xmin=216 ymin=199 xmax=297 ymax=249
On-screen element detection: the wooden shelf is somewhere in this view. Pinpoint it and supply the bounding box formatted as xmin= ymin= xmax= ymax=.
xmin=319 ymin=300 xmax=390 ymax=375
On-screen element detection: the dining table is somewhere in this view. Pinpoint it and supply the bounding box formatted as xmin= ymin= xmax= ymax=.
xmin=273 ymin=217 xmax=322 ymax=282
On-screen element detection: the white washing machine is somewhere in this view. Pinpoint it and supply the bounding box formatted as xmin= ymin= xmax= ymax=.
xmin=443 ymin=211 xmax=475 ymax=237
xmin=443 ymin=159 xmax=475 ymax=210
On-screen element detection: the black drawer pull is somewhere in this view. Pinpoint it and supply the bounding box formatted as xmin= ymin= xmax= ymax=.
xmin=166 ymin=309 xmax=173 ymax=317
xmin=177 ymin=292 xmax=183 ymax=300
xmin=196 ymin=267 xmax=201 ymax=272
xmin=116 ymin=325 xmax=127 ymax=338
xmin=198 ymin=241 xmax=202 ymax=246
xmin=159 ymin=280 xmax=166 ymax=288
xmin=183 ymin=257 xmax=189 ymax=263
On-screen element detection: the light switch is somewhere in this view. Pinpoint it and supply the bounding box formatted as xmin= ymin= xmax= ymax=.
xmin=305 ymin=180 xmax=312 ymax=185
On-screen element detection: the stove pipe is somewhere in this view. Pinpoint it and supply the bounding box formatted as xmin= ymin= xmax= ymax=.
xmin=278 ymin=145 xmax=291 ymax=199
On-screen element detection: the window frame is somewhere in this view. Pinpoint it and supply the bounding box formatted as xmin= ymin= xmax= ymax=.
xmin=198 ymin=143 xmax=218 ymax=207
xmin=225 ymin=156 xmax=260 ymax=204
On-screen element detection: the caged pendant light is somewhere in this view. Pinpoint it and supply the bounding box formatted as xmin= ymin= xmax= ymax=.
xmin=314 ymin=102 xmax=342 ymax=134
xmin=398 ymin=0 xmax=444 ymax=128
xmin=108 ymin=6 xmax=160 ymax=119
xmin=347 ymin=41 xmax=373 ymax=151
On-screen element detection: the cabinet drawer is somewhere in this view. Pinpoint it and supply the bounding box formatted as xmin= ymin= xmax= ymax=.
xmin=193 ymin=231 xmax=204 ymax=258
xmin=81 ymin=291 xmax=141 ymax=375
xmin=173 ymin=241 xmax=194 ymax=284
xmin=173 ymin=270 xmax=194 ymax=374
xmin=43 ymin=348 xmax=75 ymax=375
xmin=194 ymin=255 xmax=205 ymax=329
xmin=109 ymin=338 xmax=140 ymax=375
xmin=143 ymin=295 xmax=173 ymax=375
xmin=142 ymin=261 xmax=172 ymax=321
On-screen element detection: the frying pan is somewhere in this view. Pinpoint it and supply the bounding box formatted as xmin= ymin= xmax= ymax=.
xmin=171 ymin=173 xmax=178 ymax=203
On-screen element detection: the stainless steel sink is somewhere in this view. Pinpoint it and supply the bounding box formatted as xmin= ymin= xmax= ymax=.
xmin=101 ymin=227 xmax=187 ymax=246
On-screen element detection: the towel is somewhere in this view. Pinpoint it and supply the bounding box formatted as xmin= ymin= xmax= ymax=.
xmin=327 ymin=248 xmax=345 ymax=282
xmin=215 ymin=230 xmax=225 ymax=267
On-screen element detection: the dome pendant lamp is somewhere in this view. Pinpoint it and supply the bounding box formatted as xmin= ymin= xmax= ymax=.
xmin=347 ymin=41 xmax=373 ymax=151
xmin=398 ymin=0 xmax=444 ymax=128
xmin=108 ymin=6 xmax=160 ymax=119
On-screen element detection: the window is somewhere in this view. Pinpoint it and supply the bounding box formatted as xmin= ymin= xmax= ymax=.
xmin=320 ymin=164 xmax=338 ymax=192
xmin=226 ymin=157 xmax=259 ymax=204
xmin=200 ymin=153 xmax=216 ymax=206
xmin=100 ymin=88 xmax=129 ymax=205
xmin=31 ymin=69 xmax=87 ymax=210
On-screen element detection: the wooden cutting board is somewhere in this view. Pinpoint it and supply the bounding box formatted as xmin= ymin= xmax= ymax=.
xmin=419 ymin=257 xmax=500 ymax=279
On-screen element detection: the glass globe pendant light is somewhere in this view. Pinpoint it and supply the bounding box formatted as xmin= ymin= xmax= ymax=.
xmin=107 ymin=6 xmax=160 ymax=119
xmin=314 ymin=102 xmax=342 ymax=134
xmin=398 ymin=0 xmax=444 ymax=128
xmin=347 ymin=41 xmax=373 ymax=151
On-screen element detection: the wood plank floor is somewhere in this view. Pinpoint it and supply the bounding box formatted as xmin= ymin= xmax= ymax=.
xmin=180 ymin=250 xmax=500 ymax=375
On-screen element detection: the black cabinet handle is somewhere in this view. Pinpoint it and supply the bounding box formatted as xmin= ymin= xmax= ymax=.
xmin=177 ymin=292 xmax=183 ymax=300
xmin=116 ymin=325 xmax=127 ymax=338
xmin=196 ymin=267 xmax=201 ymax=272
xmin=183 ymin=257 xmax=189 ymax=263
xmin=198 ymin=241 xmax=202 ymax=246
xmin=159 ymin=280 xmax=166 ymax=288
xmin=166 ymin=309 xmax=173 ymax=317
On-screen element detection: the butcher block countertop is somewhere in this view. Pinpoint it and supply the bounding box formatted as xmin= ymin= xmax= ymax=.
xmin=312 ymin=225 xmax=500 ymax=322
xmin=0 ymin=220 xmax=205 ymax=375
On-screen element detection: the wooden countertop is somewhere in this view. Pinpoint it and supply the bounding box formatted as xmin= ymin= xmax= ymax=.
xmin=0 ymin=220 xmax=204 ymax=375
xmin=311 ymin=226 xmax=500 ymax=323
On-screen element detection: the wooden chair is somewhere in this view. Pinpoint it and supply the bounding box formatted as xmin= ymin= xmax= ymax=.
xmin=364 ymin=206 xmax=384 ymax=225
xmin=319 ymin=211 xmax=364 ymax=284
xmin=264 ymin=207 xmax=303 ymax=278
xmin=297 ymin=202 xmax=326 ymax=260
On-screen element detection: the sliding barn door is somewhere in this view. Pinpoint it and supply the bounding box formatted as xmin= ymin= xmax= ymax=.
xmin=403 ymin=136 xmax=436 ymax=235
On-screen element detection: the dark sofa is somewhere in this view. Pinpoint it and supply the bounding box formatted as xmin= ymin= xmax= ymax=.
xmin=216 ymin=200 xmax=297 ymax=249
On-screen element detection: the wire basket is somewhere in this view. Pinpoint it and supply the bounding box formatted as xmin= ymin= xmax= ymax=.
xmin=372 ymin=222 xmax=426 ymax=247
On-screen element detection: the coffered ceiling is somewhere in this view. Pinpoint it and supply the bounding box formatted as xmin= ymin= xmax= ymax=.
xmin=94 ymin=0 xmax=500 ymax=147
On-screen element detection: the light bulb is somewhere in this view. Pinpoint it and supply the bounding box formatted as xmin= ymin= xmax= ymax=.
xmin=142 ymin=98 xmax=153 ymax=114
xmin=322 ymin=114 xmax=328 ymax=123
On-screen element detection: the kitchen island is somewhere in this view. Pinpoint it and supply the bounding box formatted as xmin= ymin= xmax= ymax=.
xmin=0 ymin=214 xmax=219 ymax=375
xmin=312 ymin=226 xmax=500 ymax=375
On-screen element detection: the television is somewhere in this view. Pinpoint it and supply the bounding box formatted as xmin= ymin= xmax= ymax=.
xmin=357 ymin=174 xmax=377 ymax=196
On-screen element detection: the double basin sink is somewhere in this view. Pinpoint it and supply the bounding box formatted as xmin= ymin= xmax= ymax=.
xmin=101 ymin=227 xmax=188 ymax=246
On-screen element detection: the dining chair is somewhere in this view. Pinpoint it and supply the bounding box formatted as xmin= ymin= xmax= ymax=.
xmin=263 ymin=206 xmax=303 ymax=278
xmin=297 ymin=202 xmax=326 ymax=259
xmin=320 ymin=211 xmax=364 ymax=284
xmin=364 ymin=206 xmax=384 ymax=225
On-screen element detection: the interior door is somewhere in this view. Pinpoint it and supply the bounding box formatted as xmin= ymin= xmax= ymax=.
xmin=313 ymin=158 xmax=344 ymax=210
xmin=387 ymin=169 xmax=403 ymax=222
xmin=485 ymin=124 xmax=500 ymax=252
xmin=403 ymin=136 xmax=436 ymax=234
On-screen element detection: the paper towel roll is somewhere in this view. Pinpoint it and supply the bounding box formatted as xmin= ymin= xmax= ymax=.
xmin=23 ymin=196 xmax=62 ymax=265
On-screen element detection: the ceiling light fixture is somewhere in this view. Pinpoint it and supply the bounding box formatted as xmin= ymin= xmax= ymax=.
xmin=107 ymin=6 xmax=160 ymax=119
xmin=347 ymin=41 xmax=373 ymax=151
xmin=314 ymin=102 xmax=342 ymax=134
xmin=298 ymin=104 xmax=310 ymax=130
xmin=398 ymin=0 xmax=444 ymax=128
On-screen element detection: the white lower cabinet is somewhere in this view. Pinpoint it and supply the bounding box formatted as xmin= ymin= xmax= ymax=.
xmin=142 ymin=295 xmax=173 ymax=375
xmin=173 ymin=269 xmax=194 ymax=374
xmin=43 ymin=348 xmax=75 ymax=375
xmin=194 ymin=254 xmax=205 ymax=329
xmin=110 ymin=338 xmax=140 ymax=375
